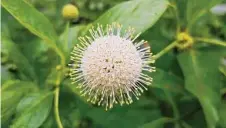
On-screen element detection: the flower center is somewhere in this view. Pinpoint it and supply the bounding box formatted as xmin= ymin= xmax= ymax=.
xmin=81 ymin=35 xmax=143 ymax=88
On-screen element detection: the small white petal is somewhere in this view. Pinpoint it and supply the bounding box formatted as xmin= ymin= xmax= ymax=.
xmin=69 ymin=23 xmax=155 ymax=110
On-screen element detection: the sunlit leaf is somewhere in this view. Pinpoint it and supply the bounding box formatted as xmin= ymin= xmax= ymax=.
xmin=1 ymin=0 xmax=58 ymax=45
xmin=1 ymin=91 xmax=24 ymax=124
xmin=11 ymin=91 xmax=54 ymax=128
xmin=1 ymin=80 xmax=38 ymax=124
xmin=83 ymin=0 xmax=168 ymax=35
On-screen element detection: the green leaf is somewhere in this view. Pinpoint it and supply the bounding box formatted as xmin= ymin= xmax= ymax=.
xmin=219 ymin=99 xmax=226 ymax=127
xmin=186 ymin=0 xmax=223 ymax=29
xmin=1 ymin=37 xmax=37 ymax=81
xmin=178 ymin=99 xmax=207 ymax=128
xmin=1 ymin=80 xmax=38 ymax=124
xmin=39 ymin=109 xmax=57 ymax=128
xmin=140 ymin=117 xmax=174 ymax=128
xmin=151 ymin=68 xmax=184 ymax=94
xmin=59 ymin=24 xmax=86 ymax=60
xmin=148 ymin=68 xmax=183 ymax=126
xmin=62 ymin=79 xmax=161 ymax=128
xmin=62 ymin=79 xmax=88 ymax=104
xmin=219 ymin=57 xmax=226 ymax=76
xmin=84 ymin=0 xmax=168 ymax=34
xmin=180 ymin=121 xmax=193 ymax=128
xmin=149 ymin=68 xmax=185 ymax=102
xmin=1 ymin=0 xmax=58 ymax=44
xmin=19 ymin=38 xmax=60 ymax=86
xmin=139 ymin=20 xmax=176 ymax=71
xmin=54 ymin=88 xmax=81 ymax=128
xmin=11 ymin=91 xmax=54 ymax=128
xmin=1 ymin=80 xmax=39 ymax=91
xmin=1 ymin=91 xmax=24 ymax=125
xmin=1 ymin=66 xmax=14 ymax=84
xmin=177 ymin=47 xmax=226 ymax=128
xmin=87 ymin=107 xmax=161 ymax=128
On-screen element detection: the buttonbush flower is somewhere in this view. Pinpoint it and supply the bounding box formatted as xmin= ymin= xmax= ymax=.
xmin=69 ymin=23 xmax=155 ymax=110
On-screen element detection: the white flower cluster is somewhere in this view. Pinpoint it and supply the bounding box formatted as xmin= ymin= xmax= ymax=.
xmin=69 ymin=23 xmax=155 ymax=110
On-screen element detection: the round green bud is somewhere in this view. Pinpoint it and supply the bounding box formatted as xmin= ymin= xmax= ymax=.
xmin=177 ymin=32 xmax=193 ymax=43
xmin=176 ymin=32 xmax=194 ymax=50
xmin=62 ymin=4 xmax=79 ymax=20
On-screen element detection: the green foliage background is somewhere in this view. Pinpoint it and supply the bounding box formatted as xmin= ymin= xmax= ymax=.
xmin=1 ymin=0 xmax=226 ymax=128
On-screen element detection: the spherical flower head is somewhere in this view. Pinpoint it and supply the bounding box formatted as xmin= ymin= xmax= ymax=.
xmin=62 ymin=4 xmax=79 ymax=20
xmin=69 ymin=23 xmax=155 ymax=110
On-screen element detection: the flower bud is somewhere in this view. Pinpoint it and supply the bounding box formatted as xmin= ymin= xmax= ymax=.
xmin=177 ymin=32 xmax=194 ymax=50
xmin=177 ymin=32 xmax=193 ymax=42
xmin=62 ymin=4 xmax=79 ymax=20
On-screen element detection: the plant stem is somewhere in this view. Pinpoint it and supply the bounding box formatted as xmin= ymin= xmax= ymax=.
xmin=153 ymin=41 xmax=178 ymax=60
xmin=50 ymin=39 xmax=66 ymax=128
xmin=53 ymin=45 xmax=66 ymax=86
xmin=52 ymin=44 xmax=66 ymax=66
xmin=51 ymin=22 xmax=71 ymax=128
xmin=194 ymin=37 xmax=226 ymax=47
xmin=54 ymin=87 xmax=64 ymax=128
xmin=51 ymin=21 xmax=73 ymax=128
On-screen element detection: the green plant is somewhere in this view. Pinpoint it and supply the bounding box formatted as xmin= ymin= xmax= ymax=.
xmin=1 ymin=0 xmax=226 ymax=128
